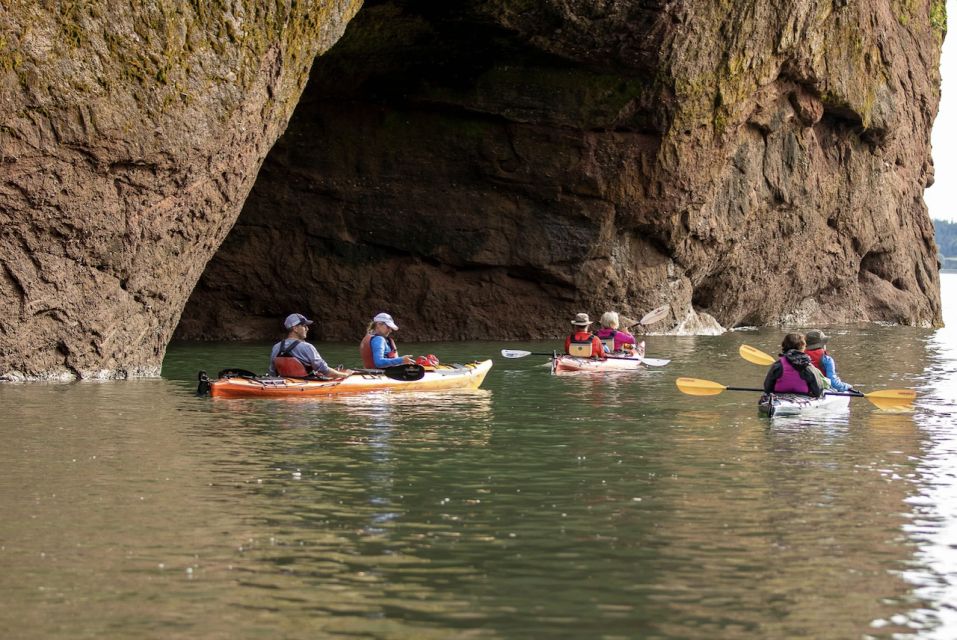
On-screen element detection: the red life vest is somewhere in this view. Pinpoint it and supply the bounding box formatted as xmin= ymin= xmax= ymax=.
xmin=273 ymin=340 xmax=310 ymax=377
xmin=359 ymin=333 xmax=398 ymax=368
xmin=805 ymin=348 xmax=826 ymax=373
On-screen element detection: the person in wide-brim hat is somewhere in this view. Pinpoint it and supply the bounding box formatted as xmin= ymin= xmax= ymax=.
xmin=564 ymin=313 xmax=606 ymax=359
xmin=804 ymin=329 xmax=854 ymax=392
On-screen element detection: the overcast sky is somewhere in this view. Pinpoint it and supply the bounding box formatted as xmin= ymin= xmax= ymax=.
xmin=925 ymin=0 xmax=957 ymax=222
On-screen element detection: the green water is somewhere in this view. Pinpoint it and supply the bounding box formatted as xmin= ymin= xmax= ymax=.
xmin=2 ymin=275 xmax=956 ymax=639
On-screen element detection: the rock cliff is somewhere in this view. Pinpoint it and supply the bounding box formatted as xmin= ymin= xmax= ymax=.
xmin=179 ymin=0 xmax=944 ymax=345
xmin=0 ymin=0 xmax=945 ymax=379
xmin=0 ymin=1 xmax=361 ymax=379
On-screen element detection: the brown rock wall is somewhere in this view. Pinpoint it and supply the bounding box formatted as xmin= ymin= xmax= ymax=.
xmin=179 ymin=0 xmax=943 ymax=343
xmin=0 ymin=0 xmax=362 ymax=379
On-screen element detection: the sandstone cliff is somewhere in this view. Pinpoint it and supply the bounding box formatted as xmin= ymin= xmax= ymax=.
xmin=179 ymin=0 xmax=945 ymax=344
xmin=0 ymin=0 xmax=361 ymax=379
xmin=0 ymin=0 xmax=945 ymax=380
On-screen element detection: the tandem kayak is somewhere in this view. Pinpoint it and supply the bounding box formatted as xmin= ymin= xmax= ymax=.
xmin=201 ymin=360 xmax=493 ymax=398
xmin=551 ymin=342 xmax=647 ymax=374
xmin=758 ymin=392 xmax=851 ymax=417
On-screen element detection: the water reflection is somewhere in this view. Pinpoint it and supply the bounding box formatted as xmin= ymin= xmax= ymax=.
xmin=4 ymin=277 xmax=957 ymax=638
xmin=893 ymin=276 xmax=957 ymax=638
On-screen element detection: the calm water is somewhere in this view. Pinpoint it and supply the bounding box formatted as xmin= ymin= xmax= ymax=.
xmin=2 ymin=276 xmax=957 ymax=639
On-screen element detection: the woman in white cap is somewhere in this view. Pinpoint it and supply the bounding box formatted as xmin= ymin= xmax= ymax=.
xmin=359 ymin=312 xmax=415 ymax=369
xmin=563 ymin=313 xmax=606 ymax=359
xmin=269 ymin=313 xmax=352 ymax=379
xmin=804 ymin=329 xmax=853 ymax=392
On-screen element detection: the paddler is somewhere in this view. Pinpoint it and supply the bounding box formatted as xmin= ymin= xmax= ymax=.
xmin=269 ymin=313 xmax=352 ymax=379
xmin=595 ymin=311 xmax=643 ymax=355
xmin=804 ymin=329 xmax=854 ymax=392
xmin=762 ymin=333 xmax=825 ymax=397
xmin=564 ymin=313 xmax=607 ymax=359
xmin=360 ymin=312 xmax=416 ymax=369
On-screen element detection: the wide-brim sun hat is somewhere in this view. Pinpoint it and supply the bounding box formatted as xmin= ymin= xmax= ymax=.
xmin=571 ymin=312 xmax=592 ymax=326
xmin=805 ymin=329 xmax=829 ymax=350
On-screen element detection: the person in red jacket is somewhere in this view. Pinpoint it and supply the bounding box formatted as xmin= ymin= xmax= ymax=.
xmin=564 ymin=313 xmax=606 ymax=359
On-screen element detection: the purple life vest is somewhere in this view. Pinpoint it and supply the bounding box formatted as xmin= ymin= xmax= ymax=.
xmin=774 ymin=356 xmax=810 ymax=394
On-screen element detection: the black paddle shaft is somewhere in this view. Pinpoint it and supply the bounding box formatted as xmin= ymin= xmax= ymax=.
xmin=354 ymin=364 xmax=425 ymax=381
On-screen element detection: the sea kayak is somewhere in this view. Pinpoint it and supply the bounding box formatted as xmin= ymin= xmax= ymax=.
xmin=551 ymin=341 xmax=647 ymax=374
xmin=758 ymin=392 xmax=851 ymax=417
xmin=204 ymin=360 xmax=493 ymax=398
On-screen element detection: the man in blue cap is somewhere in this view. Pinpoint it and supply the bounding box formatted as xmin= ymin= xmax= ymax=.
xmin=269 ymin=313 xmax=352 ymax=379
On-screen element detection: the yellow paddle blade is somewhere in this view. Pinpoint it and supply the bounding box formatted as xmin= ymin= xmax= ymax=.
xmin=862 ymin=389 xmax=917 ymax=411
xmin=675 ymin=377 xmax=728 ymax=396
xmin=739 ymin=344 xmax=776 ymax=366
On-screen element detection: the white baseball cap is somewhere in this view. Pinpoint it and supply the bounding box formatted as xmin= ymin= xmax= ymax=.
xmin=373 ymin=312 xmax=398 ymax=330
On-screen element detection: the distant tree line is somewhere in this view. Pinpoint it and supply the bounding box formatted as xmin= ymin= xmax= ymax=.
xmin=936 ymin=219 xmax=957 ymax=257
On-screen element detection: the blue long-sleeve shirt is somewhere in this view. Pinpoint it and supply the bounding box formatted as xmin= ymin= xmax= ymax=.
xmin=818 ymin=353 xmax=851 ymax=392
xmin=370 ymin=334 xmax=405 ymax=368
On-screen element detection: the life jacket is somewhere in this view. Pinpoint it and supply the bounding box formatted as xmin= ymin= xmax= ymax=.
xmin=567 ymin=332 xmax=601 ymax=358
xmin=774 ymin=355 xmax=810 ymax=394
xmin=806 ymin=348 xmax=826 ymax=373
xmin=273 ymin=339 xmax=310 ymax=377
xmin=359 ymin=333 xmax=398 ymax=368
xmin=595 ymin=328 xmax=617 ymax=353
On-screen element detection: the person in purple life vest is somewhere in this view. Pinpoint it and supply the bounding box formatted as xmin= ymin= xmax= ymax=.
xmin=804 ymin=329 xmax=854 ymax=392
xmin=763 ymin=333 xmax=825 ymax=397
xmin=595 ymin=311 xmax=643 ymax=355
xmin=269 ymin=313 xmax=352 ymax=379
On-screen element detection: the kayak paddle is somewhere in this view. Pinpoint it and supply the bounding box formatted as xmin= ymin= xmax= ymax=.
xmin=738 ymin=344 xmax=776 ymax=366
xmin=675 ymin=377 xmax=916 ymax=411
xmin=353 ymin=364 xmax=426 ymax=381
xmin=626 ymin=304 xmax=670 ymax=328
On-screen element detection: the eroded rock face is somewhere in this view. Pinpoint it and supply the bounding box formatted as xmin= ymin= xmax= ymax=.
xmin=179 ymin=0 xmax=944 ymax=344
xmin=0 ymin=1 xmax=362 ymax=379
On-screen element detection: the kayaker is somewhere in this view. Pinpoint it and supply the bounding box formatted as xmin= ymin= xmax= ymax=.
xmin=268 ymin=313 xmax=352 ymax=379
xmin=360 ymin=312 xmax=415 ymax=369
xmin=763 ymin=333 xmax=825 ymax=397
xmin=564 ymin=313 xmax=606 ymax=359
xmin=596 ymin=311 xmax=640 ymax=354
xmin=804 ymin=329 xmax=854 ymax=392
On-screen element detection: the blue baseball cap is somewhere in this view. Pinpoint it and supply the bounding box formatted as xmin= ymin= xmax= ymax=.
xmin=283 ymin=313 xmax=315 ymax=330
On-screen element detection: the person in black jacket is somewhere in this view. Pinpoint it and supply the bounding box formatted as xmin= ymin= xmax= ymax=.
xmin=763 ymin=333 xmax=824 ymax=397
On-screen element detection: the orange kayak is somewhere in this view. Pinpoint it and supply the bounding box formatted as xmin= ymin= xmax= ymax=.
xmin=206 ymin=360 xmax=493 ymax=398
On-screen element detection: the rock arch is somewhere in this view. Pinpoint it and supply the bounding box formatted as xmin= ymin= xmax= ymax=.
xmin=1 ymin=1 xmax=944 ymax=380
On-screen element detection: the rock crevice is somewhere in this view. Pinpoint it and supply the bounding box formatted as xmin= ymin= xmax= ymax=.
xmin=179 ymin=0 xmax=943 ymax=344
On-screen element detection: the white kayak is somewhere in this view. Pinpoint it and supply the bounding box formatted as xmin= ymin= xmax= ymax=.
xmin=552 ymin=340 xmax=647 ymax=374
xmin=758 ymin=392 xmax=851 ymax=417
xmin=551 ymin=353 xmax=645 ymax=374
